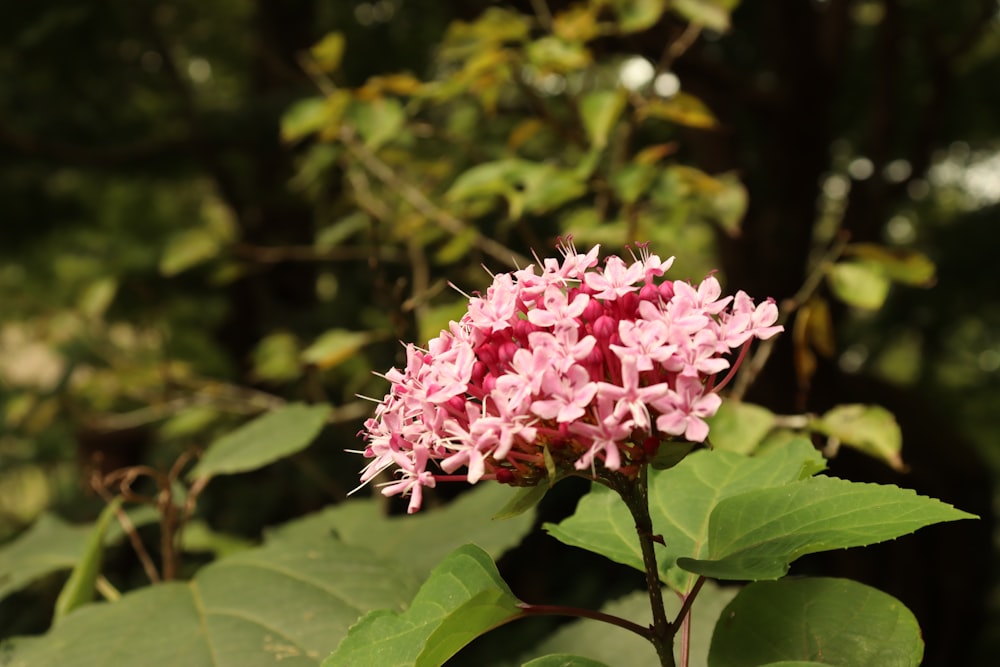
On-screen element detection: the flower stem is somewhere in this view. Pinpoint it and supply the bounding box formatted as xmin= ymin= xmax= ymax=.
xmin=609 ymin=468 xmax=676 ymax=667
xmin=674 ymin=576 xmax=706 ymax=667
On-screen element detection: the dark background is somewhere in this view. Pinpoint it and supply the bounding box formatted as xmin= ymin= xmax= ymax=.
xmin=1 ymin=1 xmax=998 ymax=665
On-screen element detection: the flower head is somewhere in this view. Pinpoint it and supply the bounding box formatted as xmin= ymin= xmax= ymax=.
xmin=355 ymin=241 xmax=782 ymax=511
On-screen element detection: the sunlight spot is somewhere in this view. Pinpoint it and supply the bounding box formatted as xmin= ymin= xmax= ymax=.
xmin=619 ymin=56 xmax=654 ymax=91
xmin=848 ymin=157 xmax=874 ymax=180
xmin=653 ymin=72 xmax=681 ymax=98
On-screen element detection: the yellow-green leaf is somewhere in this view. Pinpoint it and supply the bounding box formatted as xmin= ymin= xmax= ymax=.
xmin=301 ymin=329 xmax=373 ymax=369
xmin=311 ymin=32 xmax=345 ymax=72
xmin=641 ymin=92 xmax=718 ymax=128
xmin=159 ymin=228 xmax=222 ymax=276
xmin=251 ymin=331 xmax=302 ymax=382
xmin=826 ymin=261 xmax=891 ymax=310
xmin=844 ymin=243 xmax=936 ymax=287
xmin=671 ymin=0 xmax=740 ymax=33
xmin=812 ymin=403 xmax=905 ymax=471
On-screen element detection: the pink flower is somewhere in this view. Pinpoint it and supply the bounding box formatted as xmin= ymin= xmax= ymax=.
xmin=654 ymin=375 xmax=723 ymax=443
xmin=354 ymin=242 xmax=783 ymax=511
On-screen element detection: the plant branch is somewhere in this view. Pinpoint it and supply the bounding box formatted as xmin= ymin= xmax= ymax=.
xmin=516 ymin=602 xmax=652 ymax=639
xmin=91 ymin=476 xmax=161 ymax=584
xmin=730 ymin=231 xmax=849 ymax=401
xmin=337 ymin=126 xmax=529 ymax=269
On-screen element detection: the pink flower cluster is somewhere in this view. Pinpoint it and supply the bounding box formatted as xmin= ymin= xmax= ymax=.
xmin=356 ymin=242 xmax=781 ymax=512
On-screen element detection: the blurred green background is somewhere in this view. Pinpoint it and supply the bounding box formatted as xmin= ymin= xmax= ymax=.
xmin=1 ymin=1 xmax=998 ymax=665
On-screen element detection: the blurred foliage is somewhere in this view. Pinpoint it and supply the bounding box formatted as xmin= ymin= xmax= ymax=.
xmin=0 ymin=0 xmax=999 ymax=665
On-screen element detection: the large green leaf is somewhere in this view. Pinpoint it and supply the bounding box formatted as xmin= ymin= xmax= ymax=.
xmin=708 ymin=578 xmax=923 ymax=666
xmin=526 ymin=581 xmax=738 ymax=667
xmin=1 ymin=536 xmax=418 ymax=667
xmin=678 ymin=477 xmax=976 ymax=580
xmin=324 ymin=544 xmax=521 ymax=667
xmin=188 ymin=403 xmax=331 ymax=480
xmin=0 ymin=507 xmax=158 ymax=603
xmin=545 ymin=440 xmax=825 ymax=592
xmin=269 ymin=482 xmax=535 ymax=580
xmin=522 ymin=656 xmax=609 ymax=667
xmin=0 ymin=515 xmax=90 ymax=602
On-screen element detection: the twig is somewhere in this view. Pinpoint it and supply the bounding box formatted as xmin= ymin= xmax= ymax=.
xmin=528 ymin=0 xmax=554 ymax=31
xmin=730 ymin=232 xmax=850 ymax=401
xmin=232 ymin=243 xmax=405 ymax=264
xmin=659 ymin=23 xmax=703 ymax=75
xmin=91 ymin=476 xmax=161 ymax=584
xmin=338 ymin=126 xmax=530 ymax=269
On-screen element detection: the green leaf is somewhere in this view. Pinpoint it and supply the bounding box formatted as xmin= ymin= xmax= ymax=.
xmin=826 ymin=261 xmax=891 ymax=310
xmin=0 ymin=514 xmax=91 ymax=602
xmin=648 ymin=440 xmax=695 ymax=470
xmin=519 ymin=166 xmax=588 ymax=215
xmin=53 ymin=497 xmax=121 ymax=621
xmin=670 ymin=0 xmax=740 ymax=33
xmin=159 ymin=406 xmax=220 ymax=439
xmin=315 ymin=211 xmax=370 ymax=249
xmin=77 ymin=276 xmax=117 ymax=319
xmin=324 ymin=544 xmax=521 ymax=667
xmin=843 ymin=243 xmax=936 ymax=287
xmin=811 ymin=404 xmax=905 ymax=471
xmin=281 ymin=96 xmax=331 ymax=143
xmin=708 ymin=578 xmax=923 ymax=666
xmin=1 ymin=536 xmax=418 ymax=667
xmin=545 ymin=440 xmax=825 ymax=592
xmin=526 ymin=36 xmax=592 ymax=73
xmin=159 ymin=227 xmax=223 ymax=276
xmin=492 ymin=483 xmax=549 ymax=520
xmin=300 ymin=329 xmax=373 ymax=369
xmin=705 ymin=400 xmax=775 ymax=454
xmin=188 ymin=403 xmax=331 ymax=480
xmin=580 ymin=89 xmax=627 ymax=150
xmin=610 ymin=163 xmax=658 ymax=205
xmin=527 ymin=580 xmax=738 ymax=667
xmin=181 ymin=520 xmax=254 ymax=559
xmin=612 ymin=0 xmax=667 ymax=33
xmin=270 ymin=482 xmax=536 ymax=580
xmin=349 ymin=97 xmax=406 ymax=150
xmin=251 ymin=331 xmax=302 ymax=382
xmin=705 ymin=173 xmax=748 ymax=236
xmin=446 ymin=159 xmax=525 ymax=202
xmin=447 ymin=159 xmax=585 ymax=217
xmin=0 ymin=508 xmax=158 ymax=604
xmin=522 ymin=656 xmax=610 ymax=667
xmin=678 ymin=476 xmax=977 ymax=580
